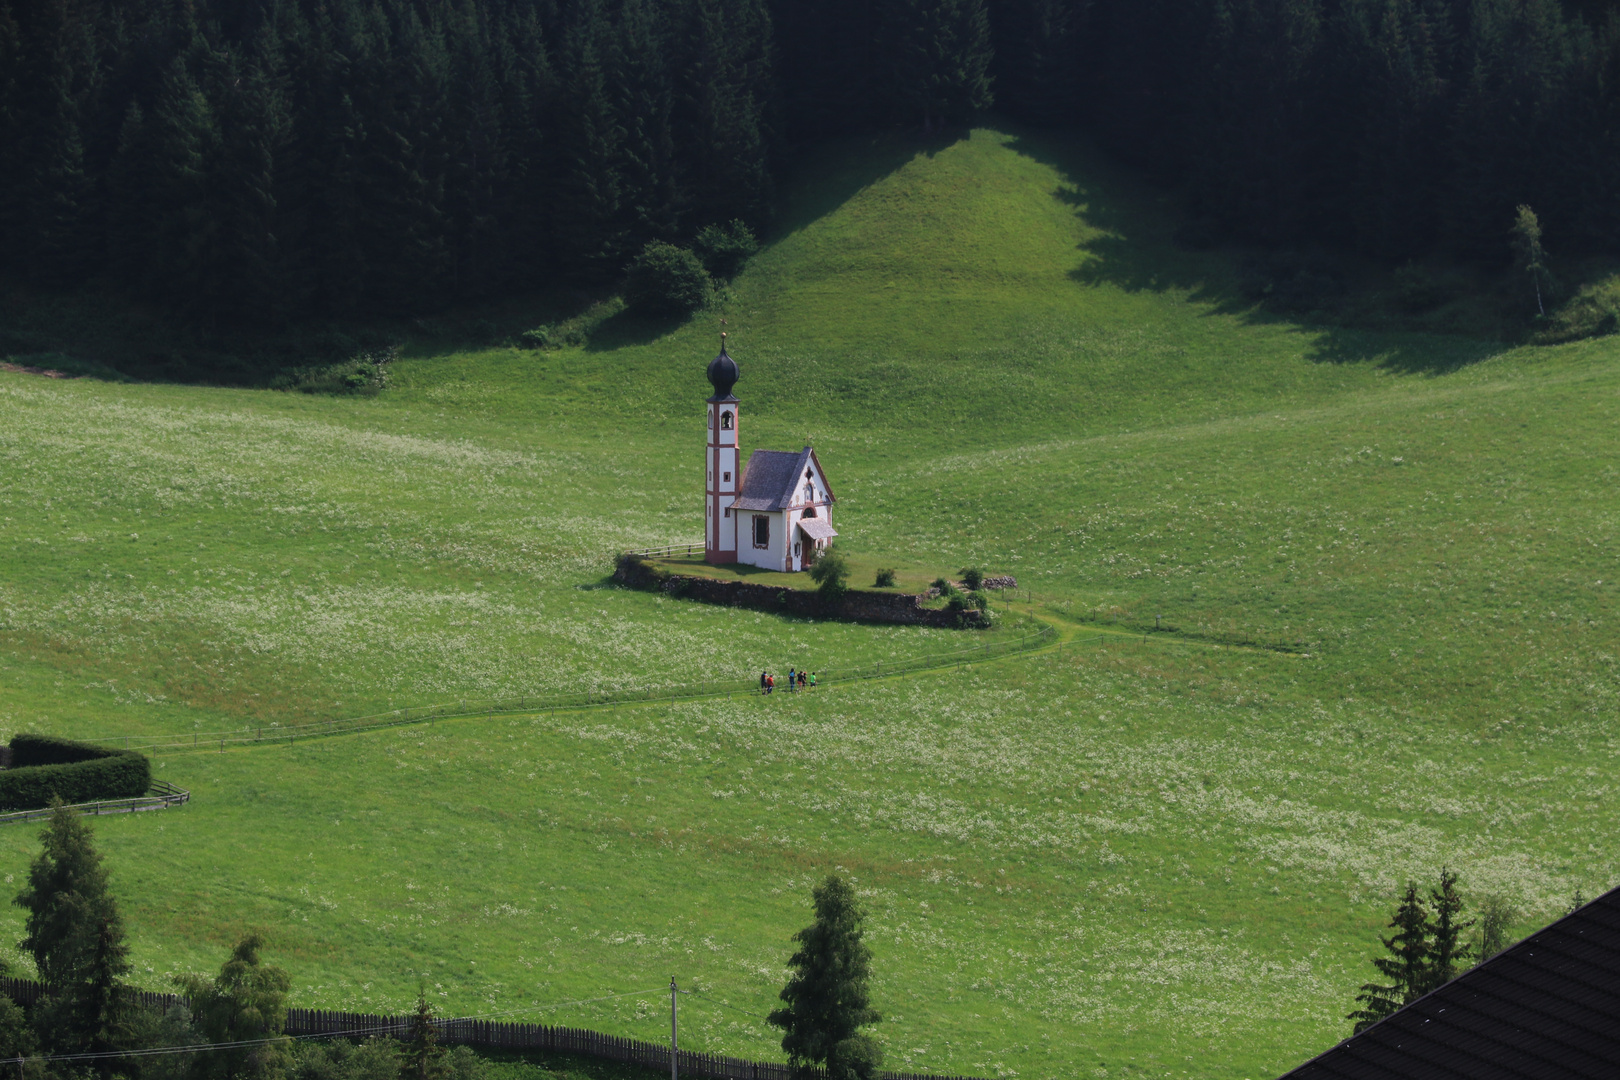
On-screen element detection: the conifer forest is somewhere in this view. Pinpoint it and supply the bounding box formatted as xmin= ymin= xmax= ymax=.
xmin=4 ymin=0 xmax=1620 ymax=335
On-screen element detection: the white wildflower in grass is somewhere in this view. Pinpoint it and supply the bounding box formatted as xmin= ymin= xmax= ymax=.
xmin=2 ymin=274 xmax=1618 ymax=1080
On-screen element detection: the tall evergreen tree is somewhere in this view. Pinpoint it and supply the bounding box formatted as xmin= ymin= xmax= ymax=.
xmin=612 ymin=0 xmax=678 ymax=247
xmin=445 ymin=1 xmax=511 ymax=298
xmin=893 ymin=0 xmax=994 ymax=129
xmin=1348 ymin=881 xmax=1429 ymax=1034
xmin=1080 ymin=0 xmax=1208 ymax=173
xmin=770 ymin=0 xmax=888 ymax=136
xmin=499 ymin=3 xmax=558 ymax=285
xmin=141 ymin=55 xmax=220 ymax=307
xmin=1443 ymin=0 xmax=1584 ymax=259
xmin=988 ymin=0 xmax=1082 ymax=125
xmin=14 ymin=0 xmax=98 ymax=284
xmin=1332 ymin=0 xmax=1457 ymax=257
xmin=14 ymin=801 xmax=131 ymax=1054
xmin=1425 ymin=867 xmax=1476 ymax=991
xmin=673 ymin=0 xmax=773 ymax=230
xmin=0 ymin=0 xmax=23 ymax=275
xmin=201 ymin=47 xmax=285 ymax=322
xmin=767 ymin=875 xmax=882 ymax=1080
xmin=403 ymin=981 xmax=447 ymax=1080
xmin=553 ymin=0 xmax=626 ymax=276
xmin=1186 ymin=0 xmax=1325 ymax=245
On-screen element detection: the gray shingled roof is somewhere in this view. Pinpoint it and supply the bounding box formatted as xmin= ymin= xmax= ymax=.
xmin=732 ymin=447 xmax=814 ymax=512
xmin=1277 ymin=885 xmax=1620 ymax=1079
xmin=797 ymin=517 xmax=837 ymax=541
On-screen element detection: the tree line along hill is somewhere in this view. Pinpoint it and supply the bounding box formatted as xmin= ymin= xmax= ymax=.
xmin=3 ymin=0 xmax=1619 ymax=340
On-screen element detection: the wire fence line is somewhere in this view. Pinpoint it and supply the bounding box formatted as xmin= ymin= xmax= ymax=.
xmin=67 ymin=623 xmax=1060 ymax=757
xmin=0 ymin=977 xmax=992 ymax=1080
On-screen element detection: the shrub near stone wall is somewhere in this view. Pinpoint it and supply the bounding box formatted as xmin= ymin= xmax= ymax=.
xmin=614 ymin=556 xmax=988 ymax=628
xmin=0 ymin=735 xmax=152 ymax=811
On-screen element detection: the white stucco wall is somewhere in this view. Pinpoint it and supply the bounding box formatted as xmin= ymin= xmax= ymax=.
xmin=739 ymin=510 xmax=785 ymax=571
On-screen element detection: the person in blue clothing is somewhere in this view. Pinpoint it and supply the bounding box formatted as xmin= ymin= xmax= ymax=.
xmin=788 ymin=667 xmax=796 ymax=691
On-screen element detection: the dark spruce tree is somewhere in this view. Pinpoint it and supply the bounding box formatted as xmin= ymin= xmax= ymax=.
xmin=987 ymin=0 xmax=1083 ymax=125
xmin=1330 ymin=0 xmax=1458 ymax=258
xmin=770 ymin=0 xmax=890 ymax=137
xmin=14 ymin=801 xmax=132 ymax=1055
xmin=1442 ymin=0 xmax=1586 ymax=259
xmin=611 ymin=0 xmax=678 ymax=250
xmin=141 ymin=56 xmax=220 ymax=308
xmin=1425 ymin=867 xmax=1476 ymax=991
xmin=673 ymin=0 xmax=773 ymax=231
xmin=13 ymin=0 xmax=97 ymax=285
xmin=1186 ymin=0 xmax=1326 ymax=247
xmin=1347 ymin=880 xmax=1429 ymax=1034
xmin=893 ymin=0 xmax=994 ymax=130
xmin=404 ymin=981 xmax=448 ymax=1080
xmin=0 ymin=0 xmax=23 ymax=275
xmin=553 ymin=0 xmax=627 ymax=277
xmin=201 ymin=51 xmax=285 ymax=322
xmin=500 ymin=2 xmax=560 ymax=286
xmin=768 ymin=874 xmax=882 ymax=1080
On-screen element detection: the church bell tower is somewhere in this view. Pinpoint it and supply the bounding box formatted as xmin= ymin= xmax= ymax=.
xmin=705 ymin=333 xmax=740 ymax=564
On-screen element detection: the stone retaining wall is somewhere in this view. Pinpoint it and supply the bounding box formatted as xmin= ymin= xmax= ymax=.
xmin=614 ymin=556 xmax=988 ymax=628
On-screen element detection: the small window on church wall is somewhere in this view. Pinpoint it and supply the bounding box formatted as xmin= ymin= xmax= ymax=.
xmin=753 ymin=515 xmax=770 ymax=548
xmin=723 ymin=471 xmax=731 ymax=482
xmin=793 ymin=542 xmax=801 ymax=557
xmin=803 ymin=506 xmax=816 ymax=518
xmin=721 ymin=411 xmax=733 ymax=430
xmin=724 ymin=508 xmax=730 ymax=518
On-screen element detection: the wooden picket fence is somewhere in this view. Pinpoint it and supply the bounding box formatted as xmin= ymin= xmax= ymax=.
xmin=623 ymin=541 xmax=706 ymax=560
xmin=0 ymin=780 xmax=190 ymax=826
xmin=0 ymin=978 xmax=988 ymax=1080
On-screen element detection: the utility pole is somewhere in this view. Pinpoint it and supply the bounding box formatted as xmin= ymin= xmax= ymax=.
xmin=670 ymin=977 xmax=679 ymax=1080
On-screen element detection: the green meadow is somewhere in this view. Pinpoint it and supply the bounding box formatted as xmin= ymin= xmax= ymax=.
xmin=1 ymin=126 xmax=1617 ymax=1080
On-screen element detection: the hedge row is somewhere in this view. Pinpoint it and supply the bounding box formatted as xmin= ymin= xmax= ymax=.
xmin=11 ymin=733 xmax=126 ymax=767
xmin=0 ymin=736 xmax=151 ymax=811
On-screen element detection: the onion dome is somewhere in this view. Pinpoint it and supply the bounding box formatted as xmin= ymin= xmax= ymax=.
xmin=706 ymin=334 xmax=739 ymax=400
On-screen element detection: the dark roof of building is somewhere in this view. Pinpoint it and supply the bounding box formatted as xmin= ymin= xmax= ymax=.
xmin=1278 ymin=885 xmax=1620 ymax=1080
xmin=732 ymin=448 xmax=808 ymax=512
xmin=731 ymin=447 xmax=835 ymax=512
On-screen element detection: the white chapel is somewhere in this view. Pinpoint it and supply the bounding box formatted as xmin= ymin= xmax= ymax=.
xmin=703 ymin=336 xmax=836 ymax=572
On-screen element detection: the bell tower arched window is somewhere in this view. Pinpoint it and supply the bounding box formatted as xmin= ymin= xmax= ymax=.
xmin=720 ymin=411 xmax=733 ymax=430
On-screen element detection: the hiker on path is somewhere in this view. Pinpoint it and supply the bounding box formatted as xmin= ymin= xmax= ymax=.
xmin=788 ymin=667 xmax=796 ymax=691
xmin=810 ymin=671 xmax=817 ymax=688
xmin=760 ymin=670 xmax=768 ymax=693
xmin=766 ymin=673 xmax=775 ymax=694
xmin=798 ymin=670 xmax=807 ymax=689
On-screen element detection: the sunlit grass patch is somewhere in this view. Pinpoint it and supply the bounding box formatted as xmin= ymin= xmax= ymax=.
xmin=2 ymin=124 xmax=1618 ymax=1080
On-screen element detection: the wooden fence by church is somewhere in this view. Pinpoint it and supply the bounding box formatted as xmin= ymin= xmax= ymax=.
xmin=0 ymin=977 xmax=989 ymax=1080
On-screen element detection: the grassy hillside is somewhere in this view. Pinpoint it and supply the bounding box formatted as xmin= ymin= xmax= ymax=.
xmin=2 ymin=126 xmax=1617 ymax=1080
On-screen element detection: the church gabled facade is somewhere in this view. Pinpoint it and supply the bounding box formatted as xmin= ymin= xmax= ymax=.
xmin=704 ymin=336 xmax=836 ymax=572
